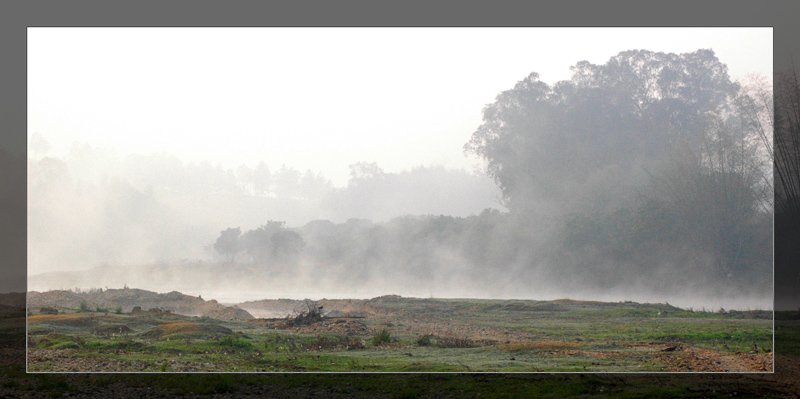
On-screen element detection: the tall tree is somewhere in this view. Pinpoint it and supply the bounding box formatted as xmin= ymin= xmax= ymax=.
xmin=770 ymin=65 xmax=800 ymax=306
xmin=300 ymin=169 xmax=332 ymax=200
xmin=270 ymin=230 xmax=305 ymax=261
xmin=465 ymin=49 xmax=771 ymax=284
xmin=236 ymin=164 xmax=254 ymax=195
xmin=252 ymin=161 xmax=272 ymax=196
xmin=348 ymin=162 xmax=385 ymax=184
xmin=773 ymin=67 xmax=800 ymax=233
xmin=464 ymin=49 xmax=741 ymax=215
xmin=274 ymin=164 xmax=301 ymax=199
xmin=29 ymin=132 xmax=51 ymax=158
xmin=241 ymin=221 xmax=281 ymax=264
xmin=213 ymin=227 xmax=242 ymax=263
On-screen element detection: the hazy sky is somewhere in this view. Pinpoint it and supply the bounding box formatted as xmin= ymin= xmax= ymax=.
xmin=28 ymin=27 xmax=772 ymax=187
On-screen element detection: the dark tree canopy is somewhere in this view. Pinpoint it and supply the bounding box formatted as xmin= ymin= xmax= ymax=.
xmin=465 ymin=49 xmax=741 ymax=214
xmin=241 ymin=221 xmax=289 ymax=264
xmin=270 ymin=230 xmax=305 ymax=260
xmin=213 ymin=227 xmax=242 ymax=262
xmin=213 ymin=221 xmax=306 ymax=267
xmin=464 ymin=49 xmax=771 ymax=279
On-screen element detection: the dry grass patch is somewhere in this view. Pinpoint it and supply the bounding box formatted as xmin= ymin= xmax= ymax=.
xmin=27 ymin=314 xmax=99 ymax=327
xmin=27 ymin=314 xmax=86 ymax=323
xmin=92 ymin=324 xmax=134 ymax=336
xmin=140 ymin=322 xmax=233 ymax=339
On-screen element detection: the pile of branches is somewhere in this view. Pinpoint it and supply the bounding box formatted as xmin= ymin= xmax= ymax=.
xmin=286 ymin=299 xmax=324 ymax=326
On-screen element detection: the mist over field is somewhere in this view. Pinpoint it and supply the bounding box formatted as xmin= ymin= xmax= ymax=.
xmin=27 ymin=150 xmax=501 ymax=271
xmin=26 ymin=33 xmax=778 ymax=310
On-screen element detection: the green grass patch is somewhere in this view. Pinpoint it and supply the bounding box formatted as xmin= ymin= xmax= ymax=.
xmin=218 ymin=333 xmax=253 ymax=350
xmin=23 ymin=297 xmax=777 ymax=373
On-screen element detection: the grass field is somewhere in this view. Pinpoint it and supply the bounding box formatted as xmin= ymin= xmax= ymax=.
xmin=2 ymin=303 xmax=797 ymax=397
xmin=25 ymin=295 xmax=773 ymax=373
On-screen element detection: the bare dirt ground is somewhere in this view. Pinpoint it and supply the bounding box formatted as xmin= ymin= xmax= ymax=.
xmin=656 ymin=345 xmax=773 ymax=372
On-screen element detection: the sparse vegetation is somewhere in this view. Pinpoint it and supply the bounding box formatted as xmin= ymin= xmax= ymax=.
xmin=433 ymin=335 xmax=475 ymax=349
xmin=24 ymin=290 xmax=772 ymax=373
xmin=372 ymin=329 xmax=391 ymax=346
xmin=219 ymin=333 xmax=253 ymax=351
xmin=346 ymin=336 xmax=365 ymax=350
xmin=287 ymin=300 xmax=323 ymax=326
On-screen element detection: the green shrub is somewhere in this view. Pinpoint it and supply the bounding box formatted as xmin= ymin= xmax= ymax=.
xmin=218 ymin=335 xmax=253 ymax=350
xmin=115 ymin=306 xmax=123 ymax=314
xmin=39 ymin=307 xmax=58 ymax=315
xmin=79 ymin=301 xmax=89 ymax=312
xmin=416 ymin=334 xmax=432 ymax=346
xmin=372 ymin=329 xmax=391 ymax=346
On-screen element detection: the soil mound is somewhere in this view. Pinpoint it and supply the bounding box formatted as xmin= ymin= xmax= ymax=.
xmin=199 ymin=301 xmax=254 ymax=321
xmin=28 ymin=288 xmax=253 ymax=321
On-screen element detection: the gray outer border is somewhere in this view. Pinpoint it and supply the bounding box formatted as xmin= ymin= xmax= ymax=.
xmin=4 ymin=0 xmax=794 ymax=380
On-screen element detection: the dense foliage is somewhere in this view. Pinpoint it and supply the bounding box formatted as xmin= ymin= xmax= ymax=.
xmin=462 ymin=49 xmax=772 ymax=287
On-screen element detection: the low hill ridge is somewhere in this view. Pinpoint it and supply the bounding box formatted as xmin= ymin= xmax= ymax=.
xmin=28 ymin=288 xmax=253 ymax=321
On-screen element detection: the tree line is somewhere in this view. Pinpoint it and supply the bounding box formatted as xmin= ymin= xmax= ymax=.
xmin=211 ymin=49 xmax=775 ymax=298
xmin=463 ymin=49 xmax=773 ymax=285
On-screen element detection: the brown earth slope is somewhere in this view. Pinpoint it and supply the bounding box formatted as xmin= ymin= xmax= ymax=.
xmin=28 ymin=288 xmax=253 ymax=321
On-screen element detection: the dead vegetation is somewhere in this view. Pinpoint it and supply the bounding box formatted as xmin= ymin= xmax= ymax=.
xmin=91 ymin=324 xmax=133 ymax=337
xmin=426 ymin=334 xmax=477 ymax=348
xmin=286 ymin=300 xmax=324 ymax=326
